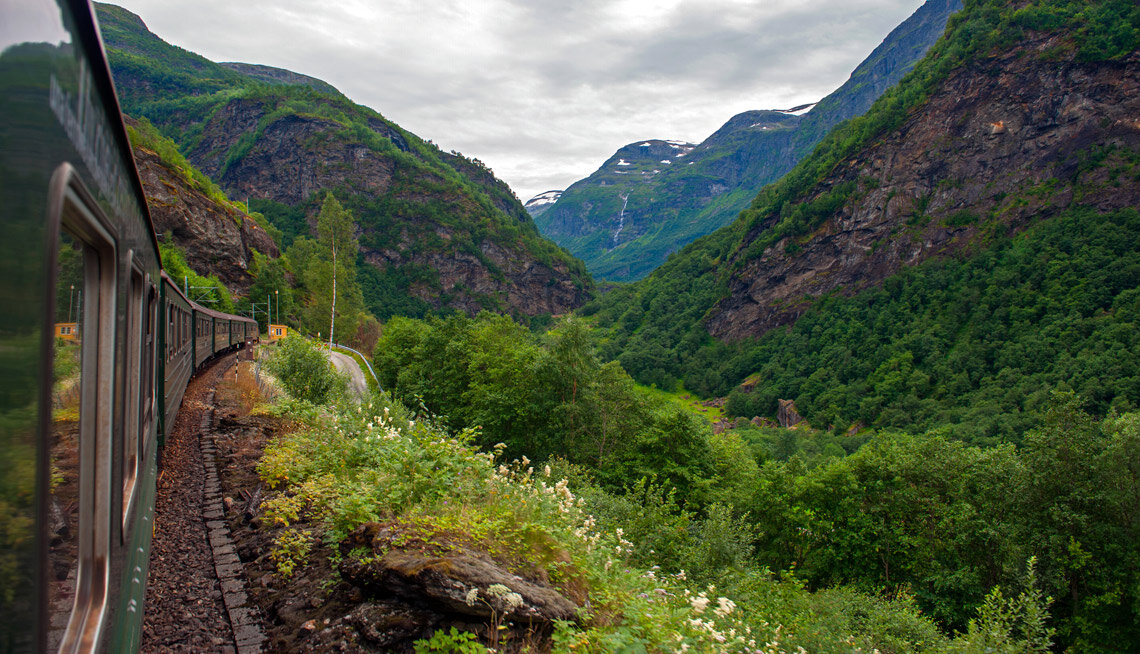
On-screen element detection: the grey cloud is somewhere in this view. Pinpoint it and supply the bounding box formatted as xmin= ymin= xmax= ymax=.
xmin=110 ymin=0 xmax=927 ymax=200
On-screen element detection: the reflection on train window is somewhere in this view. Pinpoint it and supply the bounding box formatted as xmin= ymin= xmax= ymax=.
xmin=48 ymin=184 xmax=115 ymax=653
xmin=49 ymin=231 xmax=84 ymax=649
xmin=122 ymin=268 xmax=144 ymax=524
xmin=142 ymin=287 xmax=156 ymax=451
xmin=167 ymin=305 xmax=173 ymax=360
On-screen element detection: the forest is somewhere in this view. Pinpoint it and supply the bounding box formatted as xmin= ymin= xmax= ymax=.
xmin=592 ymin=205 xmax=1140 ymax=445
xmin=369 ymin=312 xmax=1139 ymax=650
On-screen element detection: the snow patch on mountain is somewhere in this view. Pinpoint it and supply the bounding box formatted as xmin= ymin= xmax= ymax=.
xmin=524 ymin=190 xmax=563 ymax=216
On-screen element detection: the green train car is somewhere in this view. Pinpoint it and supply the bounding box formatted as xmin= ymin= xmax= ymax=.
xmin=0 ymin=1 xmax=257 ymax=650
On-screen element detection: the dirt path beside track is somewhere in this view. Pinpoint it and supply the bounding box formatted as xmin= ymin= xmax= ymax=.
xmin=142 ymin=355 xmax=237 ymax=651
xmin=326 ymin=349 xmax=368 ymax=400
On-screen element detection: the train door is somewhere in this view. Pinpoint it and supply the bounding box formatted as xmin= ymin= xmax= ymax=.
xmin=46 ymin=172 xmax=117 ymax=653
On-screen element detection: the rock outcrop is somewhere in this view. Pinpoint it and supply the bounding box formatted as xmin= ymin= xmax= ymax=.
xmin=338 ymin=523 xmax=580 ymax=625
xmin=133 ymin=145 xmax=279 ymax=294
xmin=777 ymin=400 xmax=806 ymax=429
xmin=708 ymin=36 xmax=1140 ymax=341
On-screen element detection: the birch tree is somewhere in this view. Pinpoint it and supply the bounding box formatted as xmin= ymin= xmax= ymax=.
xmin=316 ymin=193 xmax=359 ymax=347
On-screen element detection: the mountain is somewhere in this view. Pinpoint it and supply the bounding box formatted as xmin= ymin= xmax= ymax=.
xmin=128 ymin=117 xmax=279 ymax=295
xmin=95 ymin=3 xmax=592 ymax=320
xmin=523 ymin=190 xmax=562 ymax=218
xmin=218 ymin=62 xmax=340 ymax=95
xmin=536 ymin=0 xmax=963 ymax=282
xmin=589 ymin=0 xmax=1140 ymax=438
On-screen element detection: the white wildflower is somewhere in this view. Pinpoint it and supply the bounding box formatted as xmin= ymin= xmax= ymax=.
xmin=714 ymin=597 xmax=737 ymax=618
xmin=465 ymin=588 xmax=480 ymax=606
xmin=487 ymin=583 xmax=511 ymax=597
xmin=690 ymin=595 xmax=710 ymax=614
xmin=503 ymin=592 xmax=524 ymax=611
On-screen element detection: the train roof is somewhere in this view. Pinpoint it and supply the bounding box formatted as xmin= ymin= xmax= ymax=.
xmin=159 ymin=271 xmax=256 ymax=324
xmin=75 ymin=0 xmax=162 ymax=261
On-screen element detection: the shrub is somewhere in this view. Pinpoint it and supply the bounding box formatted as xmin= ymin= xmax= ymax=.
xmin=264 ymin=334 xmax=344 ymax=404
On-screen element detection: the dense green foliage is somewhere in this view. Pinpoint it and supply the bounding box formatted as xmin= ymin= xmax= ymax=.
xmin=746 ymin=397 xmax=1140 ymax=649
xmin=258 ymin=374 xmax=1060 ymax=652
xmin=373 ymin=314 xmax=739 ymax=504
xmin=157 ymin=235 xmax=234 ymax=312
xmin=264 ymin=334 xmax=344 ymax=404
xmin=599 ymin=206 xmax=1140 ymax=444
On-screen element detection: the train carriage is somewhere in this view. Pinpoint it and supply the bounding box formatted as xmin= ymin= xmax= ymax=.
xmin=0 ymin=2 xmax=260 ymax=650
xmin=159 ymin=272 xmax=193 ymax=446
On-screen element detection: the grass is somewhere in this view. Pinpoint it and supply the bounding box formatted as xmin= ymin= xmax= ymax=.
xmin=635 ymin=384 xmax=726 ymax=424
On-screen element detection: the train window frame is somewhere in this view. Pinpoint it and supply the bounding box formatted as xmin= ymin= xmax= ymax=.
xmin=121 ymin=261 xmax=144 ymax=532
xmin=142 ymin=285 xmax=156 ymax=454
xmin=44 ymin=165 xmax=117 ymax=654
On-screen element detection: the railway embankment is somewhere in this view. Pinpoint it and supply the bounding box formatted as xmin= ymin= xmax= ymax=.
xmin=143 ymin=353 xmax=266 ymax=652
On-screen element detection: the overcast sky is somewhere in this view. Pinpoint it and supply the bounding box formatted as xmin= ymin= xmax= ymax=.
xmin=106 ymin=0 xmax=926 ymax=202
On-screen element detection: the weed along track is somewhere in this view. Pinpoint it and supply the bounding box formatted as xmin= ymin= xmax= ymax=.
xmin=143 ymin=353 xmax=266 ymax=652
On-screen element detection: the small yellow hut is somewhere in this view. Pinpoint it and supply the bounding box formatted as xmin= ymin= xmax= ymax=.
xmin=55 ymin=323 xmax=79 ymax=340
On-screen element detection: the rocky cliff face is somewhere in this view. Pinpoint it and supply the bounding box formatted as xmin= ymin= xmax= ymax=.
xmin=133 ymin=145 xmax=279 ymax=294
xmin=535 ymin=0 xmax=962 ymax=282
xmin=185 ymin=95 xmax=589 ymax=317
xmin=708 ymin=36 xmax=1140 ymax=341
xmin=188 ymin=99 xmax=400 ymax=207
xmin=363 ymin=234 xmax=586 ymax=317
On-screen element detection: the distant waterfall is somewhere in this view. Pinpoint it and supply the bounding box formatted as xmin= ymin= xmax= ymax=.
xmin=612 ymin=194 xmax=629 ymax=248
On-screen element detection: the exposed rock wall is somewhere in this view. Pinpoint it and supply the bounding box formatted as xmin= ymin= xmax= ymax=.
xmin=708 ymin=38 xmax=1140 ymax=341
xmin=186 ymin=97 xmax=589 ymax=316
xmin=535 ymin=0 xmax=962 ymax=282
xmin=134 ymin=145 xmax=279 ymax=294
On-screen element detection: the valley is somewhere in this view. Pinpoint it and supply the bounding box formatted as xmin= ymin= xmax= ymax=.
xmin=91 ymin=0 xmax=1140 ymax=651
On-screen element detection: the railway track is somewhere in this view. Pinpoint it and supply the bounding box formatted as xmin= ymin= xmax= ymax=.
xmin=142 ymin=353 xmax=266 ymax=652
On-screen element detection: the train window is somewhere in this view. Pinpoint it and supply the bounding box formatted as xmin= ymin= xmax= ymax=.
xmin=166 ymin=305 xmax=173 ymax=361
xmin=121 ymin=266 xmax=144 ymax=527
xmin=47 ymin=176 xmax=116 ymax=653
xmin=142 ymin=286 xmax=156 ymax=453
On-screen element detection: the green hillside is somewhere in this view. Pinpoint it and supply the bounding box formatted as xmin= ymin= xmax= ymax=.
xmin=96 ymin=3 xmax=592 ymax=320
xmin=535 ymin=0 xmax=963 ymax=281
xmin=588 ymin=0 xmax=1140 ymax=438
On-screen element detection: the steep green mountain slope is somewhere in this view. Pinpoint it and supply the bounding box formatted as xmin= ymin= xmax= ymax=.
xmin=96 ymin=3 xmax=592 ymax=320
xmin=536 ymin=0 xmax=963 ymax=281
xmin=589 ymin=0 xmax=1140 ymax=441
